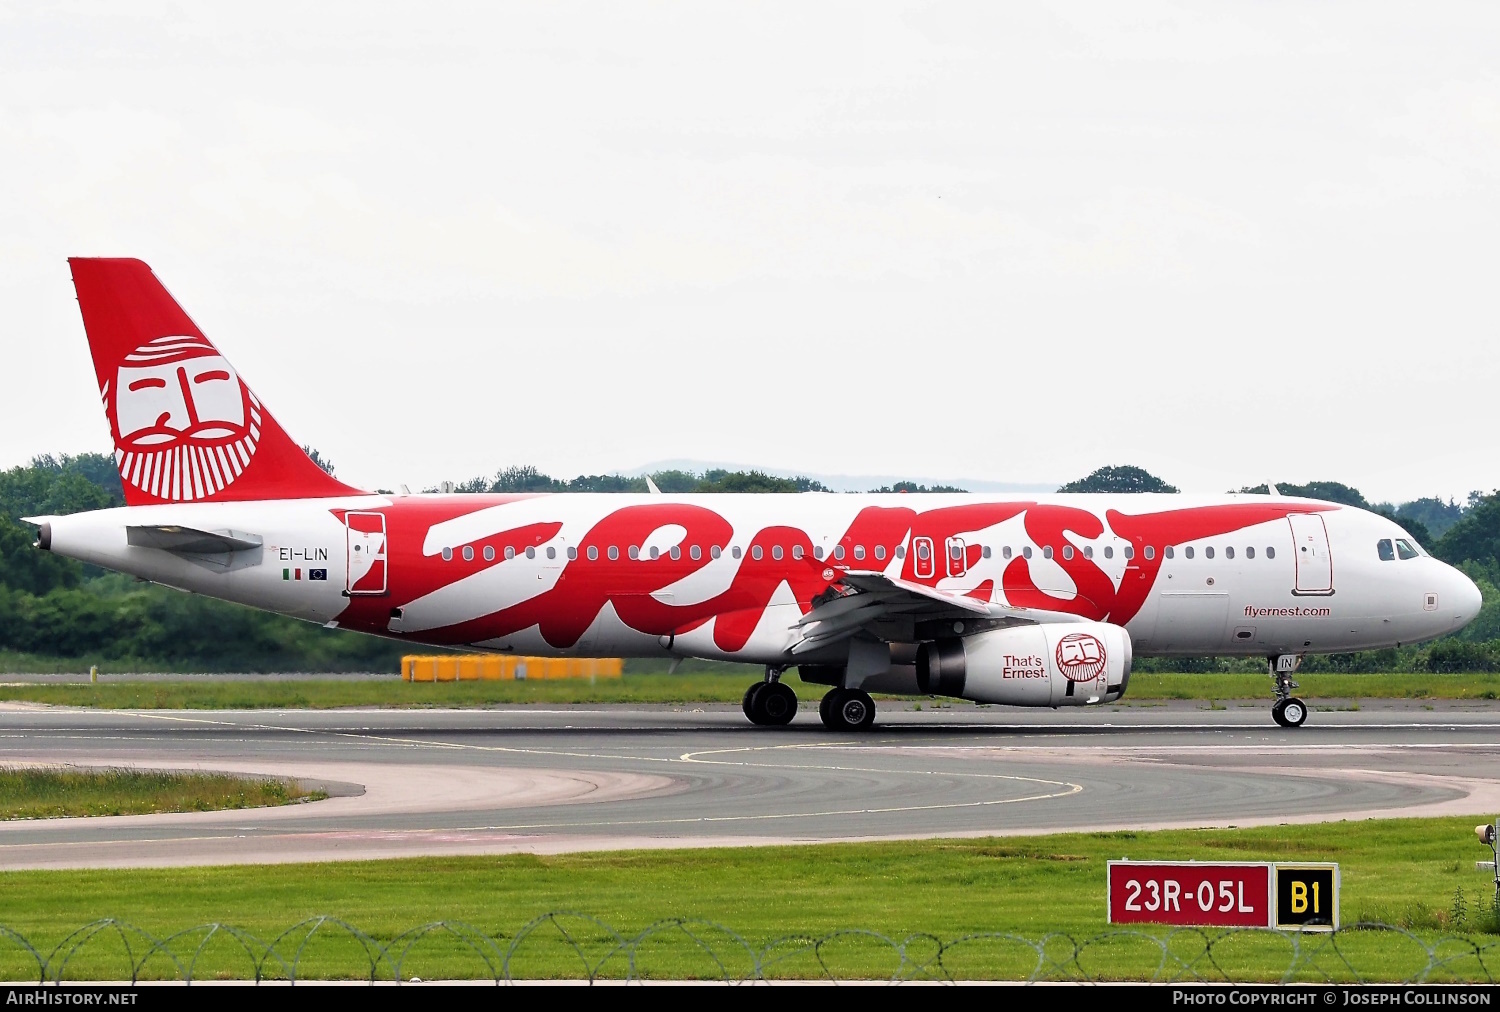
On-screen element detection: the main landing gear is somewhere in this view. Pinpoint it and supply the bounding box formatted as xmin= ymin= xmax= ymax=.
xmin=819 ymin=687 xmax=875 ymax=732
xmin=741 ymin=667 xmax=878 ymax=730
xmin=1270 ymin=657 xmax=1308 ymax=728
xmin=743 ymin=667 xmax=798 ymax=726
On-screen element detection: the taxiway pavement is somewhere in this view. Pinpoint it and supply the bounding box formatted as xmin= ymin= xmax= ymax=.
xmin=1 ymin=701 xmax=1496 ymax=868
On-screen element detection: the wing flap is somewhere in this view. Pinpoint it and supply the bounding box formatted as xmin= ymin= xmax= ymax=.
xmin=789 ymin=570 xmax=1091 ymax=654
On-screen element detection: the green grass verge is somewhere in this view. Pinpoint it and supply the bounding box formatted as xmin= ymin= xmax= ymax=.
xmin=0 ymin=768 xmax=322 ymax=819
xmin=0 ymin=673 xmax=781 ymax=709
xmin=1126 ymin=671 xmax=1500 ymax=700
xmin=1 ymin=671 xmax=1500 ymax=709
xmin=0 ymin=817 xmax=1494 ymax=981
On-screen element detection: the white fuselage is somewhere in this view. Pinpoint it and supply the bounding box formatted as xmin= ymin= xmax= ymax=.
xmin=36 ymin=492 xmax=1482 ymax=669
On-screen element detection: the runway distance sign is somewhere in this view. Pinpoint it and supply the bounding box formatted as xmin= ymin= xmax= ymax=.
xmin=1107 ymin=862 xmax=1273 ymax=928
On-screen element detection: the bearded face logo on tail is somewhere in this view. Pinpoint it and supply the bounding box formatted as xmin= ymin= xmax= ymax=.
xmin=106 ymin=334 xmax=263 ymax=501
xmin=69 ymin=258 xmax=359 ymax=506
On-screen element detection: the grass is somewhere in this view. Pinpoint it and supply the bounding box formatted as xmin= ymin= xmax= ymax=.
xmin=1 ymin=671 xmax=1500 ymax=709
xmin=0 ymin=768 xmax=323 ymax=819
xmin=0 ymin=673 xmax=778 ymax=709
xmin=1127 ymin=671 xmax=1500 ymax=700
xmin=1 ymin=817 xmax=1498 ymax=981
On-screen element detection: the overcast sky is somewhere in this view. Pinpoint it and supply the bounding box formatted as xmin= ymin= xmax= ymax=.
xmin=2 ymin=2 xmax=1496 ymax=502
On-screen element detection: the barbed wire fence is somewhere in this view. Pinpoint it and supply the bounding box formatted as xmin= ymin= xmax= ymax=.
xmin=1 ymin=915 xmax=1500 ymax=983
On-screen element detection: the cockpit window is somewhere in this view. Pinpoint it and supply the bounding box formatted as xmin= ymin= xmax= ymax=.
xmin=1396 ymin=538 xmax=1419 ymax=560
xmin=1377 ymin=539 xmax=1395 ymax=562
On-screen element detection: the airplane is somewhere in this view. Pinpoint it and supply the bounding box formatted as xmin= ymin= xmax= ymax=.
xmin=26 ymin=258 xmax=1484 ymax=730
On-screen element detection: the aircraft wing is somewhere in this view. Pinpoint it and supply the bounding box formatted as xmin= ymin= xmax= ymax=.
xmin=125 ymin=525 xmax=263 ymax=555
xmin=787 ymin=570 xmax=1089 ymax=656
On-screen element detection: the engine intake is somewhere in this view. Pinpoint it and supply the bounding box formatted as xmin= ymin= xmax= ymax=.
xmin=916 ymin=622 xmax=1132 ymax=707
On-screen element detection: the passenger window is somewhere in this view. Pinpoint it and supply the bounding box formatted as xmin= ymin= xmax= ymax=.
xmin=627 ymin=546 xmax=638 ymax=560
xmin=670 ymin=546 xmax=680 ymax=560
xmin=772 ymin=546 xmax=783 ymax=561
xmin=608 ymin=546 xmax=619 ymax=561
xmin=1124 ymin=545 xmax=1134 ymax=560
xmin=854 ymin=546 xmax=865 ymax=560
xmin=874 ymin=546 xmax=885 ymax=561
xmin=463 ymin=546 xmax=474 ymax=561
xmin=1396 ymin=539 xmax=1419 ymax=560
xmin=649 ymin=546 xmax=659 ymax=560
xmin=1225 ymin=547 xmax=1234 ymax=560
xmin=814 ymin=545 xmax=824 ymax=560
xmin=1205 ymin=547 xmax=1214 ymax=560
xmin=1377 ymin=539 xmax=1395 ymax=561
xmin=834 ymin=545 xmax=846 ymax=561
xmin=794 ymin=545 xmax=805 ymax=560
xmin=505 ymin=546 xmax=516 ymax=560
xmin=526 ymin=546 xmax=536 ymax=559
xmin=732 ymin=546 xmax=742 ymax=559
xmin=1246 ymin=547 xmax=1254 ymax=559
xmin=752 ymin=546 xmax=763 ymax=560
xmin=1103 ymin=546 xmax=1113 ymax=559
xmin=896 ymin=545 xmax=906 ymax=559
xmin=441 ymin=547 xmax=453 ymax=561
xmin=915 ymin=543 xmax=929 ymax=561
xmin=690 ymin=545 xmax=701 ymax=561
xmin=1266 ymin=546 xmax=1275 ymax=559
xmin=547 ymin=547 xmax=556 ymax=560
xmin=981 ymin=546 xmax=991 ymax=559
xmin=1084 ymin=546 xmax=1093 ymax=559
xmin=1003 ymin=546 xmax=1012 ymax=559
xmin=483 ymin=546 xmax=495 ymax=562
xmin=1062 ymin=545 xmax=1074 ymax=560
xmin=1185 ymin=546 xmax=1194 ymax=559
xmin=587 ymin=546 xmax=598 ymax=561
xmin=1023 ymin=546 xmax=1033 ymax=559
xmin=1043 ymin=546 xmax=1053 ymax=559
xmin=1143 ymin=546 xmax=1154 ymax=561
xmin=711 ymin=546 xmax=722 ymax=559
xmin=1164 ymin=546 xmax=1174 ymax=560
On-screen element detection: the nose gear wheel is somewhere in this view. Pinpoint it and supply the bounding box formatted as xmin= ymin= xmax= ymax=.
xmin=1272 ymin=697 xmax=1308 ymax=728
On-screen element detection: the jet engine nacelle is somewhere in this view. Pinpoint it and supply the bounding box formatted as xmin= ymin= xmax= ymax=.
xmin=915 ymin=622 xmax=1132 ymax=707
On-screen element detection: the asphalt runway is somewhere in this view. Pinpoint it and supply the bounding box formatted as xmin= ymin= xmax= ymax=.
xmin=2 ymin=700 xmax=1499 ymax=869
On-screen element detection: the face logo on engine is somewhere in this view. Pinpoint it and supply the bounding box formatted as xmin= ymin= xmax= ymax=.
xmin=1056 ymin=633 xmax=1107 ymax=681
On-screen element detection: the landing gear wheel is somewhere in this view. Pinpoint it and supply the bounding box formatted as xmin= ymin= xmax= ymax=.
xmin=742 ymin=682 xmax=766 ymax=721
xmin=744 ymin=681 xmax=797 ymax=726
xmin=757 ymin=682 xmax=798 ymax=726
xmin=820 ymin=688 xmax=875 ymax=731
xmin=1279 ymin=697 xmax=1307 ymax=728
xmin=1270 ymin=699 xmax=1288 ymax=727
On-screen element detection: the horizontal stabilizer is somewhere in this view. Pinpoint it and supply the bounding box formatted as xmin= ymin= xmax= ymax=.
xmin=126 ymin=525 xmax=263 ymax=555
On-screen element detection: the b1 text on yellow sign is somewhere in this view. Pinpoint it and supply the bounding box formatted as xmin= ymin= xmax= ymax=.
xmin=1274 ymin=863 xmax=1339 ymax=930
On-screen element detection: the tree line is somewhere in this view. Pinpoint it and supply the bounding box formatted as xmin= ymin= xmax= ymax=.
xmin=0 ymin=453 xmax=1495 ymax=673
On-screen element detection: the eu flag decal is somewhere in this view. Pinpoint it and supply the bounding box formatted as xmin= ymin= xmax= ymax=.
xmin=309 ymin=569 xmax=327 ymax=581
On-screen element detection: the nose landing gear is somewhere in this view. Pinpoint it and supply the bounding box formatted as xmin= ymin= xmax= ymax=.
xmin=1270 ymin=656 xmax=1307 ymax=728
xmin=743 ymin=666 xmax=798 ymax=726
xmin=1272 ymin=696 xmax=1307 ymax=728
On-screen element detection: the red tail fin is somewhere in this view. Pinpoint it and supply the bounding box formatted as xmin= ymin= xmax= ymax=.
xmin=68 ymin=258 xmax=362 ymax=505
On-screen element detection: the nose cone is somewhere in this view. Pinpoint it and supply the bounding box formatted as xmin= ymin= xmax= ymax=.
xmin=1448 ymin=567 xmax=1484 ymax=632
